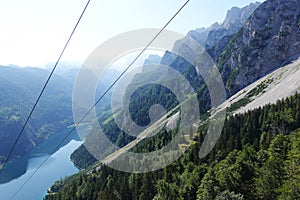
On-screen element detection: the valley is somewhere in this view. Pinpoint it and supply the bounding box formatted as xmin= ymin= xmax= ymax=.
xmin=45 ymin=0 xmax=300 ymax=199
xmin=0 ymin=0 xmax=299 ymax=199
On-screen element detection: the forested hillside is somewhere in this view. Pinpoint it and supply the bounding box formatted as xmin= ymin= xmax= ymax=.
xmin=0 ymin=65 xmax=117 ymax=167
xmin=45 ymin=0 xmax=300 ymax=199
xmin=69 ymin=2 xmax=262 ymax=170
xmin=46 ymin=92 xmax=300 ymax=200
xmin=70 ymin=0 xmax=300 ymax=170
xmin=0 ymin=66 xmax=74 ymax=164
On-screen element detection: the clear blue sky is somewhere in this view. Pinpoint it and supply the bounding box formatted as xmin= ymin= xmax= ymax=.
xmin=0 ymin=0 xmax=263 ymax=67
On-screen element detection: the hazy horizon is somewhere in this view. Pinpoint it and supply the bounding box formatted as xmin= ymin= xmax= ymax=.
xmin=0 ymin=0 xmax=263 ymax=67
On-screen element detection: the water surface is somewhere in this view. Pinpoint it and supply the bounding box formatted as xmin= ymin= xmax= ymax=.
xmin=0 ymin=128 xmax=83 ymax=200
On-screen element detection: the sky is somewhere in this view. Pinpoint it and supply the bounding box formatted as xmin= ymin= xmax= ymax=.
xmin=0 ymin=0 xmax=264 ymax=67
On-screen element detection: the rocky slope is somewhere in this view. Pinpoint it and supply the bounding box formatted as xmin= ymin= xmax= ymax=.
xmin=218 ymin=0 xmax=300 ymax=95
xmin=215 ymin=57 xmax=300 ymax=115
xmin=95 ymin=0 xmax=300 ymax=173
xmin=166 ymin=0 xmax=300 ymax=98
xmin=45 ymin=0 xmax=300 ymax=198
xmin=70 ymin=0 xmax=300 ymax=169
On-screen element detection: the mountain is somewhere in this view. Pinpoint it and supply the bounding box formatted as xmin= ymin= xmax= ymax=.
xmin=0 ymin=66 xmax=74 ymax=164
xmin=70 ymin=0 xmax=300 ymax=168
xmin=217 ymin=0 xmax=300 ymax=95
xmin=216 ymin=57 xmax=300 ymax=115
xmin=0 ymin=65 xmax=120 ymax=165
xmin=143 ymin=54 xmax=162 ymax=65
xmin=45 ymin=0 xmax=300 ymax=199
xmin=46 ymin=81 xmax=300 ymax=200
xmin=41 ymin=61 xmax=81 ymax=77
xmin=186 ymin=2 xmax=261 ymax=49
xmin=165 ymin=0 xmax=300 ymax=97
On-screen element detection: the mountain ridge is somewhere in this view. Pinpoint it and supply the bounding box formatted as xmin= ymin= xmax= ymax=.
xmin=0 ymin=66 xmax=74 ymax=164
xmin=218 ymin=0 xmax=300 ymax=95
xmin=69 ymin=0 xmax=300 ymax=170
xmin=186 ymin=2 xmax=261 ymax=49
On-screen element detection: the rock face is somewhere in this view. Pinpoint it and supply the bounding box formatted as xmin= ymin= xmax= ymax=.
xmin=219 ymin=0 xmax=300 ymax=95
xmin=186 ymin=2 xmax=261 ymax=49
xmin=162 ymin=2 xmax=262 ymax=97
xmin=162 ymin=0 xmax=300 ymax=98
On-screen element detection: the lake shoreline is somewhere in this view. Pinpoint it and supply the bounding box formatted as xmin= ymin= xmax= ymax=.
xmin=0 ymin=128 xmax=83 ymax=200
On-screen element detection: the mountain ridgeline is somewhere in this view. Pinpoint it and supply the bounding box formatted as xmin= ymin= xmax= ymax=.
xmin=186 ymin=2 xmax=261 ymax=49
xmin=70 ymin=0 xmax=300 ymax=168
xmin=0 ymin=64 xmax=121 ymax=167
xmin=47 ymin=0 xmax=300 ymax=199
xmin=69 ymin=2 xmax=262 ymax=169
xmin=0 ymin=66 xmax=74 ymax=164
xmin=216 ymin=0 xmax=300 ymax=95
xmin=165 ymin=0 xmax=300 ymax=97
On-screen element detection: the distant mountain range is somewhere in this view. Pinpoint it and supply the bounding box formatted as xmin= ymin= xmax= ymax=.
xmin=0 ymin=66 xmax=73 ymax=163
xmin=0 ymin=65 xmax=118 ymax=164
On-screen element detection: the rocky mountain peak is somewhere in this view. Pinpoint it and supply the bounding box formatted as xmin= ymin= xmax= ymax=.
xmin=218 ymin=0 xmax=300 ymax=95
xmin=222 ymin=2 xmax=261 ymax=31
xmin=222 ymin=6 xmax=241 ymax=29
xmin=185 ymin=2 xmax=261 ymax=49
